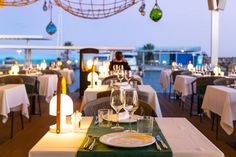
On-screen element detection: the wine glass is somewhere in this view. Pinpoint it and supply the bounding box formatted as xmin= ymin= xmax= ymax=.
xmin=110 ymin=87 xmax=124 ymax=130
xmin=123 ymin=89 xmax=139 ymax=132
xmin=117 ymin=70 xmax=124 ymax=83
xmin=125 ymin=70 xmax=133 ymax=83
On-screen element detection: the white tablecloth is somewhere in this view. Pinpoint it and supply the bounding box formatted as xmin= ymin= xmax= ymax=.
xmin=173 ymin=75 xmax=196 ymax=100
xmin=29 ymin=117 xmax=224 ymax=157
xmin=58 ymin=69 xmax=75 ymax=85
xmin=38 ymin=74 xmax=58 ymax=103
xmin=157 ymin=118 xmax=224 ymax=157
xmin=81 ymin=85 xmax=162 ymax=117
xmin=159 ymin=69 xmax=172 ymax=90
xmin=202 ymin=86 xmax=236 ymax=135
xmin=0 ymin=84 xmax=30 ymax=123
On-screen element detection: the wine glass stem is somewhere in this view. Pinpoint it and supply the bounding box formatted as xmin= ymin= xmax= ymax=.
xmin=116 ymin=112 xmax=119 ymax=127
xmin=129 ymin=114 xmax=132 ymax=132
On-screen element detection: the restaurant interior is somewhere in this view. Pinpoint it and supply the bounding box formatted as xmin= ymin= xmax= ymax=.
xmin=0 ymin=0 xmax=236 ymax=157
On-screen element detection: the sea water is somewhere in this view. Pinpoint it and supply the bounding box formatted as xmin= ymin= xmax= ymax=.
xmin=69 ymin=70 xmax=164 ymax=93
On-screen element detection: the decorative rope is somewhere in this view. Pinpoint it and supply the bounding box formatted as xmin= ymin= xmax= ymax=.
xmin=0 ymin=0 xmax=39 ymax=6
xmin=54 ymin=0 xmax=141 ymax=19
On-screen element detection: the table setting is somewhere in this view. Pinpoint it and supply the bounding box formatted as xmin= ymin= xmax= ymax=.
xmin=29 ymin=116 xmax=224 ymax=157
xmin=77 ymin=116 xmax=172 ymax=157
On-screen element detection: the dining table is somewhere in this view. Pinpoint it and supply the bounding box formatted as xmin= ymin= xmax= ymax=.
xmin=28 ymin=117 xmax=224 ymax=157
xmin=37 ymin=74 xmax=58 ymax=103
xmin=159 ymin=69 xmax=172 ymax=91
xmin=202 ymin=85 xmax=236 ymax=135
xmin=55 ymin=69 xmax=75 ymax=85
xmin=0 ymin=84 xmax=30 ymax=123
xmin=81 ymin=85 xmax=163 ymax=117
xmin=173 ymin=75 xmax=196 ymax=101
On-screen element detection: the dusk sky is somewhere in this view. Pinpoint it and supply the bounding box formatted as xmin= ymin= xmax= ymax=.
xmin=0 ymin=0 xmax=236 ymax=59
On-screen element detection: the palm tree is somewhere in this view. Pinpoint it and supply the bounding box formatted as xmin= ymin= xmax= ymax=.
xmin=143 ymin=43 xmax=154 ymax=50
xmin=61 ymin=41 xmax=73 ymax=61
xmin=143 ymin=43 xmax=155 ymax=63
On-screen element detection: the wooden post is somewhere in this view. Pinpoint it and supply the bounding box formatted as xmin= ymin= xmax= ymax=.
xmin=56 ymin=76 xmax=67 ymax=134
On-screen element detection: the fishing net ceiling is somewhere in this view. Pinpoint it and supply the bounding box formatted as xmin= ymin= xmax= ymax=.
xmin=0 ymin=0 xmax=38 ymax=6
xmin=54 ymin=0 xmax=141 ymax=19
xmin=0 ymin=0 xmax=142 ymax=19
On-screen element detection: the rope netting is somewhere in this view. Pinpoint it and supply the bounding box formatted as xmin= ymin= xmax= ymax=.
xmin=0 ymin=0 xmax=39 ymax=6
xmin=54 ymin=0 xmax=141 ymax=19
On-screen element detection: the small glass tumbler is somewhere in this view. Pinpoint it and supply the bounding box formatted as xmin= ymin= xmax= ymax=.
xmin=137 ymin=116 xmax=154 ymax=135
xmin=98 ymin=109 xmax=113 ymax=128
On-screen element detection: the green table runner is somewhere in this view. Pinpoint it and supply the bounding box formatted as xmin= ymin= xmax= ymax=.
xmin=77 ymin=119 xmax=172 ymax=157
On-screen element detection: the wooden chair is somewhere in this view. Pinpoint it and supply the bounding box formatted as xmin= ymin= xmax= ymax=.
xmin=180 ymin=70 xmax=192 ymax=76
xmin=128 ymin=77 xmax=142 ymax=85
xmin=190 ymin=76 xmax=221 ymax=119
xmin=135 ymin=100 xmax=157 ymax=117
xmin=137 ymin=90 xmax=149 ymax=102
xmin=83 ymin=96 xmax=156 ymax=117
xmin=96 ymin=90 xmax=111 ymax=99
xmin=18 ymin=75 xmax=41 ymax=117
xmin=169 ymin=70 xmax=184 ymax=100
xmin=82 ymin=97 xmax=112 ymax=116
xmin=213 ymin=77 xmax=227 ymax=86
xmin=41 ymin=70 xmax=61 ymax=77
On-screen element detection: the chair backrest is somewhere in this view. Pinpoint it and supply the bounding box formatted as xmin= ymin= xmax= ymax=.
xmin=129 ymin=77 xmax=142 ymax=85
xmin=213 ymin=77 xmax=227 ymax=86
xmin=82 ymin=96 xmax=156 ymax=117
xmin=82 ymin=97 xmax=113 ymax=116
xmin=97 ymin=90 xmax=111 ymax=99
xmin=226 ymin=78 xmax=236 ymax=85
xmin=137 ymin=90 xmax=149 ymax=102
xmin=102 ymin=75 xmax=119 ymax=85
xmin=19 ymin=70 xmax=27 ymax=74
xmin=180 ymin=70 xmax=192 ymax=76
xmin=1 ymin=76 xmax=23 ymax=84
xmin=18 ymin=75 xmax=38 ymax=94
xmin=171 ymin=70 xmax=185 ymax=83
xmin=41 ymin=70 xmax=61 ymax=77
xmin=192 ymin=76 xmax=222 ymax=95
xmin=135 ymin=100 xmax=157 ymax=117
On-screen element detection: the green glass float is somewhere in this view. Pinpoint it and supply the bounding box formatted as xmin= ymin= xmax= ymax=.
xmin=150 ymin=1 xmax=162 ymax=22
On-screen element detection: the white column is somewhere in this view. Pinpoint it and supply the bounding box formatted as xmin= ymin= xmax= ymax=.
xmin=210 ymin=10 xmax=219 ymax=65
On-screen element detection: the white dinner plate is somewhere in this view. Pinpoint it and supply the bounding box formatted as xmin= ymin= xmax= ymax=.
xmin=106 ymin=114 xmax=140 ymax=123
xmin=99 ymin=132 xmax=155 ymax=148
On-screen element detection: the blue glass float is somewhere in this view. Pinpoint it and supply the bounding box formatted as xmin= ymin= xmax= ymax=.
xmin=46 ymin=21 xmax=57 ymax=35
xmin=43 ymin=1 xmax=48 ymax=11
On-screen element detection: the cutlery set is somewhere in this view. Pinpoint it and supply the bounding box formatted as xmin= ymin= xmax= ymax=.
xmin=83 ymin=135 xmax=98 ymax=151
xmin=155 ymin=134 xmax=168 ymax=151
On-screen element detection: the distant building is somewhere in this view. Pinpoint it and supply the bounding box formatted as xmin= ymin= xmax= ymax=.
xmin=136 ymin=46 xmax=202 ymax=66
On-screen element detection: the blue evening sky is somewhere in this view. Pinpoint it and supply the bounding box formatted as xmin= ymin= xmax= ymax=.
xmin=0 ymin=0 xmax=235 ymax=60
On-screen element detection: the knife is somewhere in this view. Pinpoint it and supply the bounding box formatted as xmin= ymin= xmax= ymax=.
xmin=88 ymin=136 xmax=98 ymax=151
xmin=83 ymin=135 xmax=92 ymax=149
xmin=155 ymin=140 xmax=162 ymax=151
xmin=155 ymin=135 xmax=168 ymax=149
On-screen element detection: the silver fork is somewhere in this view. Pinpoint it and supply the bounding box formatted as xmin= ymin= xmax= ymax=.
xmin=83 ymin=135 xmax=92 ymax=149
xmin=88 ymin=136 xmax=98 ymax=151
xmin=155 ymin=135 xmax=168 ymax=149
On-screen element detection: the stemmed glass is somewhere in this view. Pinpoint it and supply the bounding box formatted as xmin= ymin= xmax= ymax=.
xmin=110 ymin=87 xmax=124 ymax=130
xmin=117 ymin=70 xmax=124 ymax=83
xmin=123 ymin=89 xmax=139 ymax=132
xmin=125 ymin=70 xmax=133 ymax=83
